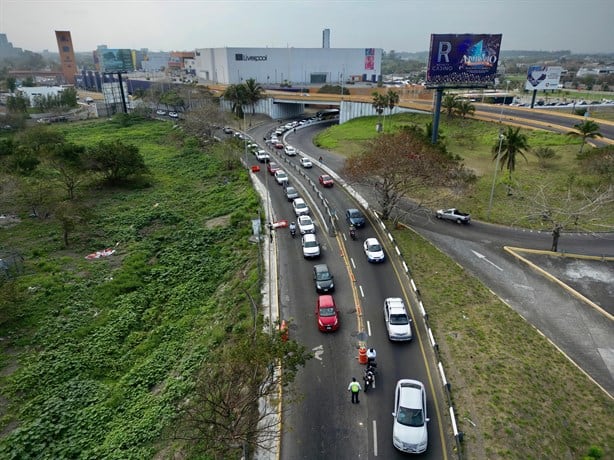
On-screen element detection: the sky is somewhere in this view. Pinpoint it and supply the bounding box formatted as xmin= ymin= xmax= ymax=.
xmin=1 ymin=0 xmax=613 ymax=54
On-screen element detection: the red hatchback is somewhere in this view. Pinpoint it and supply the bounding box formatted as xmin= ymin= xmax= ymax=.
xmin=315 ymin=295 xmax=339 ymax=332
xmin=267 ymin=162 xmax=281 ymax=175
xmin=319 ymin=174 xmax=334 ymax=187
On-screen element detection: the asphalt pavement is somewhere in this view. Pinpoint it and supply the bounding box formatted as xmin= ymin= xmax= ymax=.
xmin=289 ymin=124 xmax=614 ymax=398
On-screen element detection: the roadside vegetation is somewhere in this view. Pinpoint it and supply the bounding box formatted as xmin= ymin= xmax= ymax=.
xmin=315 ymin=112 xmax=614 ymax=242
xmin=392 ymin=227 xmax=613 ymax=459
xmin=0 ymin=117 xmax=309 ymax=458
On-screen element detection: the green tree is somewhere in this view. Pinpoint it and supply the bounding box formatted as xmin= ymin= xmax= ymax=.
xmin=456 ymin=99 xmax=476 ymax=118
xmin=54 ymin=199 xmax=89 ymax=247
xmin=6 ymin=76 xmax=16 ymax=92
xmin=372 ymin=92 xmax=387 ymax=131
xmin=48 ymin=142 xmax=87 ymax=199
xmin=85 ymin=140 xmax=148 ymax=184
xmin=6 ymin=94 xmax=29 ymax=113
xmin=566 ymin=119 xmax=603 ymax=154
xmin=442 ymin=93 xmax=459 ymax=117
xmin=223 ymin=84 xmax=248 ymax=118
xmin=243 ymin=78 xmax=264 ymax=117
xmin=492 ymin=126 xmax=530 ymax=182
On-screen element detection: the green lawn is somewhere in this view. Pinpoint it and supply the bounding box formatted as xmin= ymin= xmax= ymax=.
xmin=314 ymin=112 xmax=614 ymax=229
xmin=0 ymin=119 xmax=262 ymax=458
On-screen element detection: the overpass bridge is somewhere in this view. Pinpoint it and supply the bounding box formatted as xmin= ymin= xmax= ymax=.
xmin=215 ymin=88 xmax=433 ymax=123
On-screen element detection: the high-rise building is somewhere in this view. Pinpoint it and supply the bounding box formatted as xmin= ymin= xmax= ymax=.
xmin=322 ymin=29 xmax=330 ymax=49
xmin=55 ymin=31 xmax=77 ymax=84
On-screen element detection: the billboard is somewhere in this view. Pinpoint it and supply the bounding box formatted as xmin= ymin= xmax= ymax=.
xmin=426 ymin=34 xmax=502 ymax=87
xmin=525 ymin=66 xmax=562 ymax=91
xmin=100 ymin=48 xmax=133 ymax=72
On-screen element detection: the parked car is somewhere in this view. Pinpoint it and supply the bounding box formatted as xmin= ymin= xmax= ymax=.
xmin=156 ymin=109 xmax=167 ymax=116
xmin=300 ymin=157 xmax=313 ymax=168
xmin=319 ymin=174 xmax=334 ymax=187
xmin=223 ymin=127 xmax=233 ymax=134
xmin=313 ymin=264 xmax=335 ymax=293
xmin=384 ymin=298 xmax=413 ymax=341
xmin=284 ymin=146 xmax=297 ymax=156
xmin=435 ymin=208 xmax=471 ymax=224
xmin=346 ymin=208 xmax=366 ymax=228
xmin=392 ymin=379 xmax=429 ymax=454
xmin=297 ymin=215 xmax=315 ymax=234
xmin=274 ymin=170 xmax=289 ymax=186
xmin=292 ymin=198 xmax=309 ymax=216
xmin=363 ymin=237 xmax=385 ymax=263
xmin=267 ymin=162 xmax=281 ymax=175
xmin=302 ymin=233 xmax=321 ymax=258
xmin=168 ymin=112 xmax=179 ymax=118
xmin=315 ymin=295 xmax=340 ymax=332
xmin=284 ymin=186 xmax=299 ymax=201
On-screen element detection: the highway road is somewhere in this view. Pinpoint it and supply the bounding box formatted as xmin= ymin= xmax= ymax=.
xmin=242 ymin=122 xmax=453 ymax=459
xmin=237 ymin=105 xmax=613 ymax=459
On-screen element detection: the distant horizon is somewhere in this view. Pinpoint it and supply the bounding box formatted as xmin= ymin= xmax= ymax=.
xmin=2 ymin=1 xmax=613 ymax=55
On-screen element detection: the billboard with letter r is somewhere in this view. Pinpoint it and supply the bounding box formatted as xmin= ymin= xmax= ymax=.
xmin=426 ymin=34 xmax=502 ymax=87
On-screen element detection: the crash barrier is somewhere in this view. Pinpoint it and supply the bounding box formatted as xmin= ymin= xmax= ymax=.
xmin=370 ymin=214 xmax=464 ymax=459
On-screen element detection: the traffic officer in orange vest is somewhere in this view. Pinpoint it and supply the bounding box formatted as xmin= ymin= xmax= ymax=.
xmin=348 ymin=377 xmax=362 ymax=404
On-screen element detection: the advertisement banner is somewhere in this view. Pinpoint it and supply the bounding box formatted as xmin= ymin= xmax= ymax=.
xmin=100 ymin=49 xmax=134 ymax=72
xmin=364 ymin=48 xmax=375 ymax=70
xmin=426 ymin=34 xmax=502 ymax=87
xmin=524 ymin=66 xmax=562 ymax=91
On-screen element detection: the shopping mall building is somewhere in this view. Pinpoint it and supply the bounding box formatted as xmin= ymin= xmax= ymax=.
xmin=193 ymin=46 xmax=382 ymax=86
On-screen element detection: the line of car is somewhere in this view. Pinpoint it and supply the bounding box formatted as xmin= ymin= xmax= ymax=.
xmin=262 ymin=123 xmax=430 ymax=453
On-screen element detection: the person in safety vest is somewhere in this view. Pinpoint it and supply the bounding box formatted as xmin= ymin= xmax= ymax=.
xmin=348 ymin=377 xmax=362 ymax=403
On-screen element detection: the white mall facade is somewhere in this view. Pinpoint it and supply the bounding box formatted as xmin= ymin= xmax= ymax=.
xmin=194 ymin=47 xmax=382 ymax=86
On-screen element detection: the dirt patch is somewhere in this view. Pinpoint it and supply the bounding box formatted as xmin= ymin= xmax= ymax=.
xmin=204 ymin=215 xmax=230 ymax=229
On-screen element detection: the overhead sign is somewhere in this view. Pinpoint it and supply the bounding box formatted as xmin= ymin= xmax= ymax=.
xmin=426 ymin=34 xmax=502 ymax=87
xmin=100 ymin=48 xmax=133 ymax=72
xmin=525 ymin=66 xmax=563 ymax=91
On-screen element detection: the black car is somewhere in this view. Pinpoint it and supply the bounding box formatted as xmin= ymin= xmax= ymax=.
xmin=346 ymin=208 xmax=366 ymax=228
xmin=313 ymin=264 xmax=335 ymax=293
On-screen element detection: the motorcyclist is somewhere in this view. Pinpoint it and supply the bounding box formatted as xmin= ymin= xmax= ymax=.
xmin=363 ymin=365 xmax=375 ymax=392
xmin=289 ymin=222 xmax=297 ymax=237
xmin=349 ymin=224 xmax=356 ymax=240
xmin=366 ymin=347 xmax=376 ymax=366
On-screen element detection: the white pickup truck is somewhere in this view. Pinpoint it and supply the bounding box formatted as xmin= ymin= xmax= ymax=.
xmin=435 ymin=208 xmax=471 ymax=224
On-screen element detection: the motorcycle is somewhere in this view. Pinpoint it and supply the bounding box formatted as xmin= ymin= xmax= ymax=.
xmin=349 ymin=226 xmax=357 ymax=240
xmin=363 ymin=366 xmax=376 ymax=392
xmin=289 ymin=224 xmax=297 ymax=238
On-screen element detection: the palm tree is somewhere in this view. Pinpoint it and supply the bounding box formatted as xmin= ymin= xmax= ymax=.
xmin=566 ymin=120 xmax=603 ymax=154
xmin=372 ymin=92 xmax=387 ymax=131
xmin=492 ymin=126 xmax=530 ymax=181
xmin=243 ymin=78 xmax=264 ymax=116
xmin=384 ymin=89 xmax=400 ymax=132
xmin=456 ymin=100 xmax=475 ymax=118
xmin=442 ymin=93 xmax=458 ymax=117
xmin=223 ymin=84 xmax=247 ymax=117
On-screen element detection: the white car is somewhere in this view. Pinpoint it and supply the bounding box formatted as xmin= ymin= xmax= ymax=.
xmin=256 ymin=150 xmax=270 ymax=162
xmin=301 ymin=233 xmax=320 ymax=258
xmin=284 ymin=146 xmax=297 ymax=156
xmin=156 ymin=109 xmax=167 ymax=116
xmin=297 ymin=215 xmax=315 ymax=234
xmin=168 ymin=111 xmax=179 ymax=118
xmin=274 ymin=170 xmax=289 ymax=186
xmin=392 ymin=379 xmax=429 ymax=454
xmin=292 ymin=198 xmax=309 ymax=216
xmin=384 ymin=298 xmax=413 ymax=341
xmin=363 ymin=237 xmax=385 ymax=263
xmin=300 ymin=157 xmax=313 ymax=168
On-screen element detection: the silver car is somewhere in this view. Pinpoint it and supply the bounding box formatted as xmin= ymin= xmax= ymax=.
xmin=392 ymin=379 xmax=429 ymax=453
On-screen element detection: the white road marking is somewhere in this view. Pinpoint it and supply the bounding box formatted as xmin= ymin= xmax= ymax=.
xmin=373 ymin=420 xmax=378 ymax=456
xmin=367 ymin=320 xmax=372 ymax=336
xmin=359 ymin=285 xmax=365 ymax=298
xmin=312 ymin=344 xmax=324 ymax=361
xmin=350 ymin=258 xmax=356 ymax=269
xmin=471 ymin=249 xmax=503 ymax=271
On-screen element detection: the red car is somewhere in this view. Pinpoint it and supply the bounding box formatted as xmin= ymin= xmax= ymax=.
xmin=319 ymin=174 xmax=334 ymax=187
xmin=315 ymin=295 xmax=339 ymax=332
xmin=274 ymin=142 xmax=284 ymax=149
xmin=267 ymin=162 xmax=281 ymax=175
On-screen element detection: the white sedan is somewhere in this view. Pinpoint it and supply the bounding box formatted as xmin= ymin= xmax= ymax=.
xmin=299 ymin=157 xmax=313 ymax=168
xmin=298 ymin=215 xmax=315 ymax=234
xmin=392 ymin=379 xmax=429 ymax=454
xmin=284 ymin=146 xmax=297 ymax=156
xmin=363 ymin=237 xmax=385 ymax=263
xmin=274 ymin=170 xmax=289 ymax=186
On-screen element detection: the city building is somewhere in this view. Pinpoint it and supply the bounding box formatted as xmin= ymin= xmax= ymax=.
xmin=55 ymin=31 xmax=77 ymax=84
xmin=193 ymin=46 xmax=382 ymax=86
xmin=0 ymin=33 xmax=23 ymax=59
